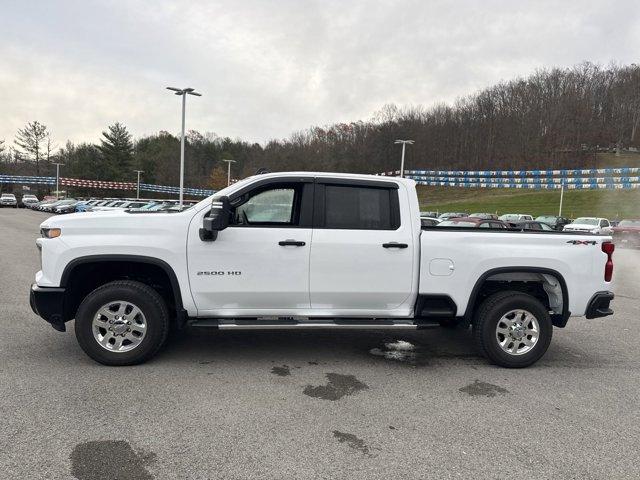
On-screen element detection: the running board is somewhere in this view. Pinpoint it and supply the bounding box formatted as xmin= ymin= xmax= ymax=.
xmin=189 ymin=318 xmax=441 ymax=330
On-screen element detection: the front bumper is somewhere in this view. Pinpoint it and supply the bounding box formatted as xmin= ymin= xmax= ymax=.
xmin=585 ymin=291 xmax=614 ymax=319
xmin=30 ymin=284 xmax=67 ymax=331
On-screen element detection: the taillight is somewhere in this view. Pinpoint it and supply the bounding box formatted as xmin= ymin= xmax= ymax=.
xmin=602 ymin=241 xmax=614 ymax=281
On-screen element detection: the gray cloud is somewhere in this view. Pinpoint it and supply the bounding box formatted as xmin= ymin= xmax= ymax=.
xmin=1 ymin=0 xmax=638 ymax=146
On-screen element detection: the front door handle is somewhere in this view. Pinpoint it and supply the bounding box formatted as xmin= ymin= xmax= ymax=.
xmin=279 ymin=239 xmax=306 ymax=247
xmin=383 ymin=242 xmax=408 ymax=249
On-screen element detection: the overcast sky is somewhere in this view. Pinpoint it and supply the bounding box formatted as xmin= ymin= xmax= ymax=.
xmin=1 ymin=0 xmax=638 ymax=147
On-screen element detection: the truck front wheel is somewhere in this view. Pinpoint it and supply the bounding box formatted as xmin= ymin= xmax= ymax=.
xmin=74 ymin=280 xmax=170 ymax=366
xmin=473 ymin=291 xmax=552 ymax=368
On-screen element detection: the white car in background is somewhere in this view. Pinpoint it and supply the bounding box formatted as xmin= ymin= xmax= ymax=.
xmin=20 ymin=194 xmax=39 ymax=208
xmin=498 ymin=213 xmax=533 ymax=222
xmin=1 ymin=193 xmax=18 ymax=207
xmin=563 ymin=217 xmax=613 ymax=235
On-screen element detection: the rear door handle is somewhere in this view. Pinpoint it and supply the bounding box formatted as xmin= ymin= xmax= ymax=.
xmin=279 ymin=239 xmax=306 ymax=247
xmin=382 ymin=242 xmax=408 ymax=249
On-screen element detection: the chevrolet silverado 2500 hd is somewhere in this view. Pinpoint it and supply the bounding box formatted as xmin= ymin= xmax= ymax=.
xmin=30 ymin=172 xmax=615 ymax=367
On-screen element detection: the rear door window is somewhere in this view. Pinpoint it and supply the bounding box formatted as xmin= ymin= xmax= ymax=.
xmin=322 ymin=185 xmax=397 ymax=230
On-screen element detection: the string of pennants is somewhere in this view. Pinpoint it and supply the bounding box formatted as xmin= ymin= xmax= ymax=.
xmin=4 ymin=168 xmax=640 ymax=192
xmin=403 ymin=167 xmax=640 ymax=177
xmin=0 ymin=175 xmax=214 ymax=197
xmin=379 ymin=167 xmax=640 ymax=189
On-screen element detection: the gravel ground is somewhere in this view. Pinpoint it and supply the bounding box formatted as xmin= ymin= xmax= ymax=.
xmin=1 ymin=208 xmax=639 ymax=480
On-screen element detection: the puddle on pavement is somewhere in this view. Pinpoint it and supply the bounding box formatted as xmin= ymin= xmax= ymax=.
xmin=271 ymin=365 xmax=291 ymax=376
xmin=303 ymin=373 xmax=369 ymax=401
xmin=332 ymin=430 xmax=372 ymax=456
xmin=71 ymin=440 xmax=156 ymax=480
xmin=369 ymin=339 xmax=430 ymax=366
xmin=459 ymin=379 xmax=508 ymax=397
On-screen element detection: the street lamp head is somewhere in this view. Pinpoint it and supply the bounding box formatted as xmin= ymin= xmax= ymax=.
xmin=222 ymin=159 xmax=236 ymax=163
xmin=166 ymin=86 xmax=202 ymax=96
xmin=395 ymin=139 xmax=414 ymax=145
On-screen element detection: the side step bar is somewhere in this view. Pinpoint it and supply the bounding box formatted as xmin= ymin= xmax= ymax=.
xmin=189 ymin=318 xmax=441 ymax=330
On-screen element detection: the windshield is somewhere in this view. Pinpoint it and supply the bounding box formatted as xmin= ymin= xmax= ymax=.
xmin=2 ymin=194 xmax=16 ymax=198
xmin=439 ymin=220 xmax=477 ymax=227
xmin=619 ymin=220 xmax=640 ymax=227
xmin=536 ymin=216 xmax=555 ymax=221
xmin=572 ymin=218 xmax=598 ymax=226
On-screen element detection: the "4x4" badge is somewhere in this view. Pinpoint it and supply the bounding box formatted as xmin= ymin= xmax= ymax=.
xmin=566 ymin=240 xmax=597 ymax=245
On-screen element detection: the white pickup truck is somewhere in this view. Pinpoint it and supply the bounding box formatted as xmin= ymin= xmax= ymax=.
xmin=30 ymin=172 xmax=615 ymax=368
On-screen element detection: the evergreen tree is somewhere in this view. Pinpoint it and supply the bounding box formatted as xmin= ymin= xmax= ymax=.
xmin=97 ymin=122 xmax=133 ymax=181
xmin=14 ymin=121 xmax=50 ymax=175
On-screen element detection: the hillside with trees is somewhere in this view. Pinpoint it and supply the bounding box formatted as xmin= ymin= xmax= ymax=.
xmin=1 ymin=62 xmax=639 ymax=192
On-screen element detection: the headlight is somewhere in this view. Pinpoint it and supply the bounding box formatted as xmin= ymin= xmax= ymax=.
xmin=41 ymin=227 xmax=61 ymax=238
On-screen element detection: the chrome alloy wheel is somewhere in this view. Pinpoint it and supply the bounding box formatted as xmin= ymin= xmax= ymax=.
xmin=92 ymin=301 xmax=147 ymax=353
xmin=495 ymin=309 xmax=540 ymax=356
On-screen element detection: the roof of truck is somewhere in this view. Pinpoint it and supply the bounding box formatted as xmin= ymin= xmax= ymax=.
xmin=246 ymin=171 xmax=414 ymax=185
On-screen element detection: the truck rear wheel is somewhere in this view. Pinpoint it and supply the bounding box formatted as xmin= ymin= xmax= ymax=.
xmin=74 ymin=280 xmax=169 ymax=366
xmin=473 ymin=291 xmax=552 ymax=368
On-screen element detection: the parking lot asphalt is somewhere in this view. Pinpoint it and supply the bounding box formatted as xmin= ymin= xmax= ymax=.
xmin=1 ymin=208 xmax=639 ymax=480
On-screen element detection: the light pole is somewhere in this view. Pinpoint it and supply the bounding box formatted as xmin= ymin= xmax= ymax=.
xmin=558 ymin=177 xmax=565 ymax=216
xmin=166 ymin=86 xmax=202 ymax=208
xmin=134 ymin=170 xmax=144 ymax=200
xmin=53 ymin=162 xmax=64 ymax=199
xmin=222 ymin=159 xmax=236 ymax=186
xmin=394 ymin=140 xmax=414 ymax=178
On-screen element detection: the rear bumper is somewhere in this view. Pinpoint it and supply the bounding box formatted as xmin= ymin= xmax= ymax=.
xmin=30 ymin=284 xmax=67 ymax=331
xmin=585 ymin=291 xmax=614 ymax=319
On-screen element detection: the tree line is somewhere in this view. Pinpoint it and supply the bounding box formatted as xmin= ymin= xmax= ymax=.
xmin=1 ymin=62 xmax=639 ymax=196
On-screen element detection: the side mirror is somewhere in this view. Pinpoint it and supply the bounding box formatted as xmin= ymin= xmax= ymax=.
xmin=200 ymin=196 xmax=231 ymax=241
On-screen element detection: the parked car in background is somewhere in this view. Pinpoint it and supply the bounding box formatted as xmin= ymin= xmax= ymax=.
xmin=420 ymin=216 xmax=441 ymax=227
xmin=509 ymin=221 xmax=555 ymax=231
xmin=20 ymin=194 xmax=39 ymax=208
xmin=35 ymin=199 xmax=60 ymax=212
xmin=437 ymin=217 xmax=508 ymax=229
xmin=53 ymin=200 xmax=80 ymax=214
xmin=534 ymin=215 xmax=571 ymax=231
xmin=499 ymin=213 xmax=533 ymax=222
xmin=469 ymin=212 xmax=498 ymax=220
xmin=74 ymin=200 xmax=102 ymax=212
xmin=420 ymin=211 xmax=439 ymax=218
xmin=41 ymin=200 xmax=71 ymax=213
xmin=563 ymin=217 xmax=613 ymax=235
xmin=1 ymin=193 xmax=18 ymax=208
xmin=438 ymin=212 xmax=468 ymax=220
xmin=612 ymin=219 xmax=640 ymax=248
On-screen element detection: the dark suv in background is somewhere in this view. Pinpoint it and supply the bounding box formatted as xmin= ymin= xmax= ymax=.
xmin=534 ymin=215 xmax=570 ymax=231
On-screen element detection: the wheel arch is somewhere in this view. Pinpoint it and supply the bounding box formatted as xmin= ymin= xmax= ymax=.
xmin=60 ymin=254 xmax=185 ymax=324
xmin=464 ymin=266 xmax=570 ymax=327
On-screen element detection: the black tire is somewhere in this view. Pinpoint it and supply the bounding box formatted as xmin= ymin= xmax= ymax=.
xmin=473 ymin=291 xmax=552 ymax=368
xmin=75 ymin=280 xmax=169 ymax=366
